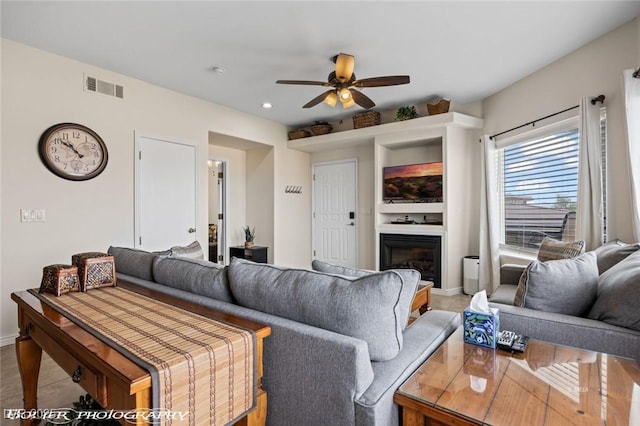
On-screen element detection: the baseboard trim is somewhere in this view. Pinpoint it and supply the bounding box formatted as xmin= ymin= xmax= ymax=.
xmin=1 ymin=333 xmax=18 ymax=347
xmin=432 ymin=287 xmax=463 ymax=296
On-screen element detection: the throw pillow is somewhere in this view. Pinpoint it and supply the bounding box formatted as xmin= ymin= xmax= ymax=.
xmin=152 ymin=256 xmax=234 ymax=303
xmin=169 ymin=241 xmax=204 ymax=260
xmin=311 ymin=260 xmax=420 ymax=330
xmin=517 ymin=251 xmax=599 ymax=316
xmin=594 ymin=239 xmax=640 ymax=275
xmin=514 ymin=237 xmax=585 ymax=306
xmin=536 ymin=237 xmax=585 ymax=262
xmin=229 ymin=258 xmax=404 ymax=361
xmin=588 ymin=250 xmax=640 ymax=331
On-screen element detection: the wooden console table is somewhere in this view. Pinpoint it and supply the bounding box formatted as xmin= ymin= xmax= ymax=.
xmin=12 ymin=280 xmax=271 ymax=426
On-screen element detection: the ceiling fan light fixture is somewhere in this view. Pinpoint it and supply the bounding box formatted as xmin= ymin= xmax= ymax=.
xmin=324 ymin=91 xmax=338 ymax=107
xmin=335 ymin=53 xmax=355 ymax=82
xmin=341 ymin=97 xmax=356 ymax=108
xmin=339 ymin=87 xmax=352 ymax=101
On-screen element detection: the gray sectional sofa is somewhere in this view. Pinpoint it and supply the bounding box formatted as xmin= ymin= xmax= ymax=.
xmin=107 ymin=246 xmax=461 ymax=426
xmin=489 ymin=240 xmax=640 ymax=360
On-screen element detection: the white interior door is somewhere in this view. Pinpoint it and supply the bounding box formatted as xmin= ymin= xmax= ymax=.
xmin=313 ymin=160 xmax=357 ymax=267
xmin=135 ymin=135 xmax=197 ymax=251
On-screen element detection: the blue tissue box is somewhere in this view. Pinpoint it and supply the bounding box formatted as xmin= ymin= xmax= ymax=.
xmin=463 ymin=308 xmax=499 ymax=349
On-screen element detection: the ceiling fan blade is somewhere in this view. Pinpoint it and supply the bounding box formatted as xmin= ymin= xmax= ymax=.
xmin=353 ymin=75 xmax=410 ymax=88
xmin=303 ymin=90 xmax=336 ymax=108
xmin=350 ymin=89 xmax=376 ymax=109
xmin=276 ymin=80 xmax=330 ymax=86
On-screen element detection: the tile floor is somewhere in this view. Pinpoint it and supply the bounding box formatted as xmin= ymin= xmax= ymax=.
xmin=0 ymin=293 xmax=470 ymax=423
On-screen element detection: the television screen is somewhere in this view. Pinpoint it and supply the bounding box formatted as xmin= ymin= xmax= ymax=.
xmin=383 ymin=162 xmax=443 ymax=202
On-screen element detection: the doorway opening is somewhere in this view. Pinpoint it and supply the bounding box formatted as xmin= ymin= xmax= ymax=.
xmin=208 ymin=159 xmax=226 ymax=264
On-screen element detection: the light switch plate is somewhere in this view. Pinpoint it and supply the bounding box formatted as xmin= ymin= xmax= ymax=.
xmin=20 ymin=209 xmax=46 ymax=222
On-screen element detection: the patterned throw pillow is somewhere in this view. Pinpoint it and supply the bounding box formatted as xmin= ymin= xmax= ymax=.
xmin=514 ymin=237 xmax=585 ymax=306
xmin=536 ymin=237 xmax=585 ymax=262
xmin=169 ymin=241 xmax=204 ymax=260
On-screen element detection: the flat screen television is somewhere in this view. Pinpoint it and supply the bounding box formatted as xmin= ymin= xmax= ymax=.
xmin=383 ymin=162 xmax=443 ymax=203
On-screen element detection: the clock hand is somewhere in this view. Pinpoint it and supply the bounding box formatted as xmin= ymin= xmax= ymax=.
xmin=60 ymin=140 xmax=84 ymax=158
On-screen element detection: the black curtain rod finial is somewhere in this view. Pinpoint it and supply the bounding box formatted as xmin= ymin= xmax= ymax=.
xmin=633 ymin=68 xmax=640 ymax=79
xmin=591 ymin=94 xmax=605 ymax=105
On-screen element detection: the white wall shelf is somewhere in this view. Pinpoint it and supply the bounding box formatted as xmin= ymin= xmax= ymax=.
xmin=287 ymin=112 xmax=484 ymax=153
xmin=377 ymin=203 xmax=444 ymax=214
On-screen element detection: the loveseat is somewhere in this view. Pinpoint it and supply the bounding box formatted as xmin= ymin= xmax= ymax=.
xmin=488 ymin=239 xmax=640 ymax=360
xmin=107 ymin=245 xmax=460 ymax=426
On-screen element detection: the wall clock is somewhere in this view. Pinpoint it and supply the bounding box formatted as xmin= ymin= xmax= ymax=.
xmin=38 ymin=123 xmax=108 ymax=181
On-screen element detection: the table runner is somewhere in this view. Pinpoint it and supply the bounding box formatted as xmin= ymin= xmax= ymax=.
xmin=31 ymin=287 xmax=255 ymax=426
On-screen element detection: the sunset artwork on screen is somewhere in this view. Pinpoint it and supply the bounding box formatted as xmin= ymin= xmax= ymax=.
xmin=383 ymin=162 xmax=443 ymax=202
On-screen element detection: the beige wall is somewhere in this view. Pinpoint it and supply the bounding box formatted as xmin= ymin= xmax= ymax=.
xmin=482 ymin=17 xmax=640 ymax=243
xmin=0 ymin=39 xmax=309 ymax=343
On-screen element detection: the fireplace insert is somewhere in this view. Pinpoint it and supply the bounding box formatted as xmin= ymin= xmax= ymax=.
xmin=380 ymin=233 xmax=442 ymax=288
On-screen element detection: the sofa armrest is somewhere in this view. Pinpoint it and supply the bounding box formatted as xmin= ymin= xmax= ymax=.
xmin=490 ymin=302 xmax=640 ymax=360
xmin=500 ymin=263 xmax=526 ymax=285
xmin=355 ymin=310 xmax=460 ymax=426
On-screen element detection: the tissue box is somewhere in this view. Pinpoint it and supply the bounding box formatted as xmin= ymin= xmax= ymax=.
xmin=463 ymin=307 xmax=499 ymax=349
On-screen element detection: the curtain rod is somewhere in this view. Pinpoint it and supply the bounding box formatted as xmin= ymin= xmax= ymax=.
xmin=634 ymin=67 xmax=640 ymax=79
xmin=489 ymin=94 xmax=605 ymax=140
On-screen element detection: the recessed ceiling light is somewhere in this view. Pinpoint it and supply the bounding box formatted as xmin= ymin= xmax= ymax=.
xmin=262 ymin=102 xmax=273 ymax=109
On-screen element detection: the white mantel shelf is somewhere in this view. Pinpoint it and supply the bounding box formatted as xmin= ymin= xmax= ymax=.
xmin=287 ymin=112 xmax=485 ymax=153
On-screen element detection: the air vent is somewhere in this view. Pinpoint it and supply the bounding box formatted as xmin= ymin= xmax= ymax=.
xmin=84 ymin=75 xmax=124 ymax=99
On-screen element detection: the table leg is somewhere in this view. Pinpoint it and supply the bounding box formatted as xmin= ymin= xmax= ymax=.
xmin=15 ymin=333 xmax=42 ymax=426
xmin=402 ymin=407 xmax=426 ymax=426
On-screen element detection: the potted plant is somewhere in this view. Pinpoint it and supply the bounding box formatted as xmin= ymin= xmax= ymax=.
xmin=395 ymin=106 xmax=419 ymax=121
xmin=243 ymin=226 xmax=255 ymax=248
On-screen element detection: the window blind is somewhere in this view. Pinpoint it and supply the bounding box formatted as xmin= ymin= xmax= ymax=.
xmin=501 ymin=129 xmax=580 ymax=249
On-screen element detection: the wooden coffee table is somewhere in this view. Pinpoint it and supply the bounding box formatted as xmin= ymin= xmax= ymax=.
xmin=394 ymin=327 xmax=640 ymax=426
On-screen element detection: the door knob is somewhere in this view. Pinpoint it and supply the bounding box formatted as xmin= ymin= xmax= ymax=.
xmin=347 ymin=222 xmax=355 ymax=226
xmin=188 ymin=227 xmax=196 ymax=233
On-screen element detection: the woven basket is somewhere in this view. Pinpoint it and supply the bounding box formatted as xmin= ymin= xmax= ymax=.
xmin=427 ymin=98 xmax=450 ymax=115
xmin=310 ymin=124 xmax=333 ymax=136
xmin=288 ymin=129 xmax=311 ymax=140
xmin=352 ymin=111 xmax=381 ymax=129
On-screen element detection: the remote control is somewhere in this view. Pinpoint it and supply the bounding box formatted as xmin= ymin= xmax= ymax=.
xmin=497 ymin=330 xmax=516 ymax=350
xmin=511 ymin=335 xmax=529 ymax=353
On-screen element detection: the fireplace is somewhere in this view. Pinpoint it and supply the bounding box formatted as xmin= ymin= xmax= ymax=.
xmin=379 ymin=234 xmax=442 ymax=288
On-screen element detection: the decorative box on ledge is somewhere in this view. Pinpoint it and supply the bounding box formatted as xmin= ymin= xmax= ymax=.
xmin=72 ymin=252 xmax=116 ymax=291
xmin=40 ymin=264 xmax=80 ymax=296
xmin=463 ymin=307 xmax=499 ymax=349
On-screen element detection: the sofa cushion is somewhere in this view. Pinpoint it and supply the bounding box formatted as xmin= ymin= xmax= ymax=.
xmin=516 ymin=251 xmax=599 ymax=316
xmin=514 ymin=238 xmax=585 ymax=306
xmin=169 ymin=241 xmax=204 ymax=260
xmin=588 ymin=250 xmax=640 ymax=331
xmin=107 ymin=246 xmax=170 ymax=281
xmin=311 ymin=260 xmax=420 ymax=329
xmin=594 ymin=239 xmax=640 ymax=274
xmin=152 ymin=256 xmax=234 ymax=303
xmin=229 ymin=258 xmax=404 ymax=361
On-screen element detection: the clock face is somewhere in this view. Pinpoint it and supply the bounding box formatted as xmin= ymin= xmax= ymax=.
xmin=38 ymin=123 xmax=108 ymax=181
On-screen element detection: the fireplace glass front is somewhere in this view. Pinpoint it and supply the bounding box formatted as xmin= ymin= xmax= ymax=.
xmin=379 ymin=234 xmax=442 ymax=288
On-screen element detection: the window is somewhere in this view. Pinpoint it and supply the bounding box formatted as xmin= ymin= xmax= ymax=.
xmin=497 ymin=114 xmax=606 ymax=251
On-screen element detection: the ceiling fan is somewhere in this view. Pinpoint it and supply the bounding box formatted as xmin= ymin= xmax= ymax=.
xmin=276 ymin=53 xmax=410 ymax=109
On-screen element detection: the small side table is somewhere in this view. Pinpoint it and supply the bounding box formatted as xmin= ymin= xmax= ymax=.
xmin=230 ymin=246 xmax=268 ymax=263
